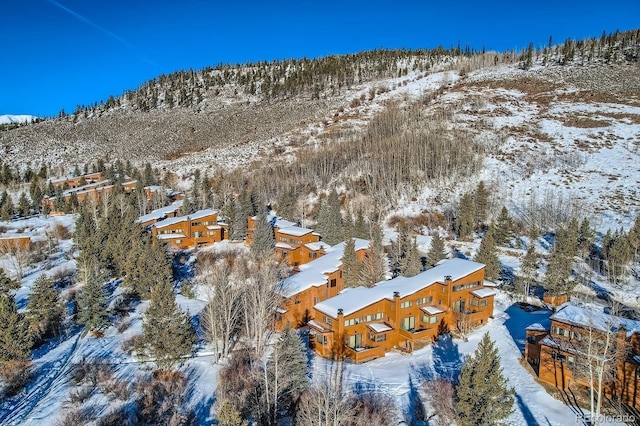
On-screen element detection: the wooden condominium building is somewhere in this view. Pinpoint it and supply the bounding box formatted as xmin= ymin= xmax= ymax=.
xmin=247 ymin=214 xmax=328 ymax=269
xmin=49 ymin=172 xmax=104 ymax=189
xmin=275 ymin=238 xmax=370 ymax=331
xmin=525 ymin=303 xmax=640 ymax=408
xmin=309 ymin=258 xmax=495 ymax=363
xmin=42 ymin=175 xmax=139 ymax=213
xmin=150 ymin=209 xmax=228 ymax=250
xmin=136 ymin=200 xmax=184 ymax=228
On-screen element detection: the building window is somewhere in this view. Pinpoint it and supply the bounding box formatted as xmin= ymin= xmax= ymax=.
xmin=567 ymin=356 xmax=575 ymax=371
xmin=401 ymin=316 xmax=415 ymax=331
xmin=193 ymin=231 xmax=203 ymax=238
xmin=323 ymin=316 xmax=332 ymax=326
xmin=400 ymin=301 xmax=412 ymax=309
xmin=376 ymin=334 xmax=387 ymax=342
xmin=294 ymin=300 xmax=301 ymax=305
xmin=416 ymin=296 xmax=433 ymax=305
xmin=330 ymin=279 xmax=337 ymax=287
xmin=313 ymin=297 xmax=320 ymax=305
xmin=175 ymin=239 xmax=182 ymax=244
xmin=421 ymin=315 xmax=438 ymax=324
xmin=452 ymin=281 xmax=482 ymax=292
xmin=527 ymin=335 xmax=537 ymax=345
xmin=552 ymin=351 xmax=566 ymax=362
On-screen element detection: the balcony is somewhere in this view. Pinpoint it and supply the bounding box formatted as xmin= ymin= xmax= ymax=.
xmin=344 ymin=345 xmax=386 ymax=363
xmin=454 ymin=309 xmax=488 ymax=324
xmin=399 ymin=327 xmax=438 ymax=343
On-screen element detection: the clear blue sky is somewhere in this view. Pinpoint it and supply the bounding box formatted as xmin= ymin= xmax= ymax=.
xmin=1 ymin=0 xmax=638 ymax=117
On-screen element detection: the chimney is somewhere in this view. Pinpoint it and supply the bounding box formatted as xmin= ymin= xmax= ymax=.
xmin=393 ymin=291 xmax=400 ymax=298
xmin=338 ymin=308 xmax=344 ymax=316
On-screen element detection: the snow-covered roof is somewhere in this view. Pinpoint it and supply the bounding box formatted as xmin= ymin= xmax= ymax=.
xmin=315 ymin=258 xmax=485 ymax=318
xmin=135 ymin=200 xmax=183 ymax=223
xmin=157 ymin=233 xmax=186 ymax=240
xmin=154 ymin=215 xmax=187 ymax=228
xmin=277 ymin=226 xmax=313 ymax=237
xmin=526 ymin=323 xmax=548 ymax=332
xmin=484 ymin=280 xmax=499 ymax=287
xmin=551 ymin=304 xmax=640 ymax=337
xmin=308 ymin=319 xmax=332 ymax=333
xmin=305 ymin=242 xmax=330 ymax=252
xmin=206 ymin=225 xmax=222 ymax=230
xmin=470 ymin=288 xmax=496 ymax=299
xmin=367 ymin=323 xmax=393 ymax=333
xmin=276 ymin=242 xmax=294 ymax=250
xmin=190 ymin=209 xmax=218 ymax=220
xmin=153 ymin=208 xmax=217 ymax=229
xmin=279 ymin=238 xmax=370 ymax=298
xmin=421 ymin=305 xmax=444 ymax=315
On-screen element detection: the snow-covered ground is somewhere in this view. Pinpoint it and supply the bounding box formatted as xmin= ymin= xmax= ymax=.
xmin=310 ymin=292 xmax=590 ymax=425
xmin=1 ymin=211 xmax=638 ymax=425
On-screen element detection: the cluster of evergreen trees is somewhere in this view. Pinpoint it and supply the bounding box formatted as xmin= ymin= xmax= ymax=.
xmin=73 ymin=190 xmax=196 ymax=368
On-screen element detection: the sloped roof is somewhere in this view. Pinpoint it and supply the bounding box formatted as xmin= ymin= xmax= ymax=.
xmin=136 ymin=200 xmax=183 ymax=223
xmin=315 ymin=258 xmax=485 ymax=318
xmin=551 ymin=303 xmax=640 ymax=337
xmin=470 ymin=288 xmax=496 ymax=298
xmin=278 ymin=238 xmax=370 ymax=298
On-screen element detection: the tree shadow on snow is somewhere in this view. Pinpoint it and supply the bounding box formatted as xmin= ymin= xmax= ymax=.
xmin=503 ymin=304 xmax=551 ymax=356
xmin=183 ymin=366 xmax=216 ymax=425
xmin=431 ymin=335 xmax=463 ymax=382
xmin=515 ymin=392 xmax=541 ymax=426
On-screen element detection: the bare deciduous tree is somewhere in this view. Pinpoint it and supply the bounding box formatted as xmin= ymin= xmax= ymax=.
xmin=197 ymin=257 xmax=244 ymax=362
xmin=295 ymin=362 xmax=351 ymax=426
xmin=0 ymin=240 xmax=31 ymax=280
xmin=242 ymin=258 xmax=286 ymax=359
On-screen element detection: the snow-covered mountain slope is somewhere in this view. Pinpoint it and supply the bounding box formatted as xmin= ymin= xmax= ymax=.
xmin=0 ymin=114 xmax=36 ymax=124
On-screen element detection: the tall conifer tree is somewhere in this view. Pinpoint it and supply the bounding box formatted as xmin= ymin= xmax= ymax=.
xmin=139 ymin=280 xmax=196 ymax=370
xmin=456 ymin=333 xmax=514 ymax=426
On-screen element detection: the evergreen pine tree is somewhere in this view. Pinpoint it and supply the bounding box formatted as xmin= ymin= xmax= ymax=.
xmin=217 ymin=401 xmax=246 ymax=426
xmin=358 ymin=241 xmax=386 ymax=287
xmin=473 ymin=181 xmax=490 ymax=229
xmin=139 ymin=280 xmax=196 ymax=370
xmin=390 ymin=222 xmax=410 ymax=277
xmin=577 ymin=218 xmax=594 ymax=258
xmin=342 ymin=238 xmax=361 ymax=288
xmin=76 ymin=271 xmax=109 ymax=332
xmin=457 ymin=193 xmax=474 ymax=240
xmin=266 ymin=327 xmax=309 ymax=423
xmin=17 ymin=192 xmax=30 ymax=217
xmin=474 ymin=225 xmax=501 ymax=281
xmin=1 ymin=193 xmax=14 ymax=221
xmin=0 ymin=268 xmax=19 ymax=293
xmin=0 ymin=293 xmax=31 ymax=363
xmin=234 ymin=190 xmax=252 ymax=239
xmin=251 ymin=209 xmax=275 ymax=259
xmin=402 ymin=238 xmax=422 ymax=277
xmin=545 ymin=228 xmax=574 ymax=296
xmin=493 ymin=207 xmax=513 ymax=246
xmin=315 ymin=192 xmax=343 ymax=246
xmin=223 ymin=196 xmax=237 ymax=240
xmin=426 ymin=233 xmax=447 ymax=268
xmin=456 ymin=333 xmax=514 ymax=426
xmin=25 ymin=275 xmax=64 ymax=346
xmin=352 ymin=208 xmax=368 ymax=240
xmin=124 ymin=237 xmax=172 ymax=298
